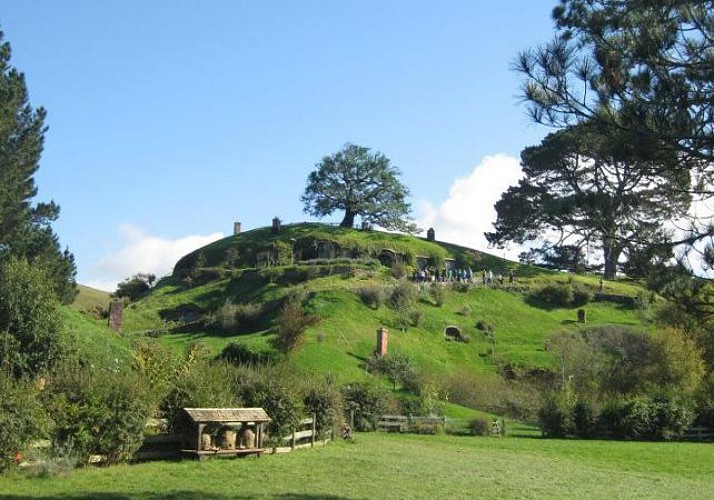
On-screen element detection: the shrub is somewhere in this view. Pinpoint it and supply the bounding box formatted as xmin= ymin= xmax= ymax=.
xmin=212 ymin=301 xmax=264 ymax=333
xmin=429 ymin=283 xmax=446 ymax=306
xmin=572 ymin=399 xmax=596 ymax=438
xmin=390 ymin=261 xmax=408 ymax=279
xmin=303 ymin=381 xmax=344 ymax=438
xmin=0 ymin=257 xmax=64 ymax=378
xmin=367 ymin=354 xmax=416 ymax=390
xmin=217 ymin=342 xmax=271 ymax=366
xmin=531 ymin=282 xmax=592 ymax=308
xmin=342 ymin=383 xmax=390 ymax=431
xmin=538 ymin=393 xmax=572 ymax=438
xmin=159 ymin=360 xmax=239 ymax=433
xmin=410 ymin=420 xmax=444 ymax=435
xmin=457 ymin=305 xmax=472 ymax=316
xmin=357 ymin=285 xmax=386 ymax=309
xmin=0 ymin=375 xmax=52 ymax=472
xmin=450 ymin=281 xmax=470 ymax=293
xmin=468 ymin=417 xmax=491 ymax=436
xmin=241 ymin=378 xmax=301 ymax=442
xmin=43 ymin=362 xmax=152 ymax=465
xmin=272 ymin=301 xmax=319 ymax=353
xmin=571 ymin=287 xmax=593 ymax=307
xmin=533 ymin=283 xmax=574 ymax=307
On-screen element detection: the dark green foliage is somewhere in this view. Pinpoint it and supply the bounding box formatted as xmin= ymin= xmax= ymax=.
xmin=0 ymin=374 xmax=52 ymax=472
xmin=211 ymin=301 xmax=263 ymax=333
xmin=114 ymin=273 xmax=155 ymax=301
xmin=538 ymin=393 xmax=572 ymax=438
xmin=598 ymin=395 xmax=694 ymax=441
xmin=159 ymin=360 xmax=239 ymax=434
xmin=217 ymin=342 xmax=271 ymax=366
xmin=572 ymin=399 xmax=596 ymax=438
xmin=0 ymin=31 xmax=76 ymax=303
xmin=530 ymin=282 xmax=591 ymax=309
xmin=468 ymin=417 xmax=491 ymax=436
xmin=302 ymin=143 xmax=418 ymax=232
xmin=43 ymin=360 xmax=152 ymax=465
xmin=389 ymin=281 xmax=418 ymax=331
xmin=273 ymin=301 xmax=319 ymax=353
xmin=342 ymin=383 xmax=390 ymax=431
xmin=240 ymin=377 xmax=301 ymax=441
xmin=303 ymin=380 xmax=344 ymax=438
xmin=0 ymin=257 xmax=63 ymax=378
xmin=487 ymin=123 xmax=689 ymax=279
xmin=356 ymin=284 xmax=386 ymax=309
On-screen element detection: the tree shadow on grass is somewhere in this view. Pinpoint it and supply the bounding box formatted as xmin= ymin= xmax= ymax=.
xmin=0 ymin=493 xmax=358 ymax=500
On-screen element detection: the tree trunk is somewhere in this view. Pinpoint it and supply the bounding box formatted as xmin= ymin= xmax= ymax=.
xmin=602 ymin=238 xmax=622 ymax=279
xmin=340 ymin=209 xmax=356 ymax=228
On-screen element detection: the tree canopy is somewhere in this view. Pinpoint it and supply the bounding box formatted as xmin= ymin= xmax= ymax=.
xmin=0 ymin=30 xmax=76 ymax=302
xmin=301 ymin=143 xmax=417 ymax=233
xmin=486 ymin=121 xmax=691 ymax=278
xmin=514 ymin=0 xmax=714 ymax=253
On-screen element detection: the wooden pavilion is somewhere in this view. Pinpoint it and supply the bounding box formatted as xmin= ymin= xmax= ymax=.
xmin=181 ymin=407 xmax=271 ymax=460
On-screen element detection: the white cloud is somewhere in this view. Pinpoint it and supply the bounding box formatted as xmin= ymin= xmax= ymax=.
xmin=83 ymin=223 xmax=224 ymax=291
xmin=417 ymin=153 xmax=524 ymax=260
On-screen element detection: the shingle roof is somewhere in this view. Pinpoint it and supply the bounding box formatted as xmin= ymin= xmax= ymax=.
xmin=183 ymin=408 xmax=271 ymax=423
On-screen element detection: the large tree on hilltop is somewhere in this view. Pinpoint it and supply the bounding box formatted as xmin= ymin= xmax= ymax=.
xmin=0 ymin=30 xmax=76 ymax=302
xmin=515 ymin=0 xmax=714 ymax=251
xmin=486 ymin=121 xmax=691 ymax=279
xmin=301 ymin=143 xmax=418 ymax=233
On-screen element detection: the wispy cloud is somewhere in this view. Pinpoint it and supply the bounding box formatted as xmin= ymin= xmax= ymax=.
xmin=417 ymin=153 xmax=524 ymax=259
xmin=83 ymin=223 xmax=224 ymax=291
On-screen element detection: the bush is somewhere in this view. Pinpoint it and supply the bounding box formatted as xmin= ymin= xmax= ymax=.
xmin=212 ymin=301 xmax=263 ymax=333
xmin=533 ymin=283 xmax=574 ymax=307
xmin=410 ymin=420 xmax=444 ymax=435
xmin=272 ymin=300 xmax=318 ymax=354
xmin=357 ymin=285 xmax=386 ymax=309
xmin=571 ymin=287 xmax=593 ymax=307
xmin=572 ymin=399 xmax=596 ymax=438
xmin=429 ymin=283 xmax=446 ymax=306
xmin=531 ymin=282 xmax=592 ymax=308
xmin=0 ymin=375 xmax=52 ymax=472
xmin=240 ymin=377 xmax=301 ymax=442
xmin=159 ymin=360 xmax=239 ymax=434
xmin=342 ymin=383 xmax=390 ymax=431
xmin=450 ymin=281 xmax=470 ymax=293
xmin=303 ymin=381 xmax=344 ymax=438
xmin=468 ymin=417 xmax=491 ymax=436
xmin=217 ymin=342 xmax=271 ymax=366
xmin=43 ymin=362 xmax=152 ymax=465
xmin=538 ymin=394 xmax=572 ymax=438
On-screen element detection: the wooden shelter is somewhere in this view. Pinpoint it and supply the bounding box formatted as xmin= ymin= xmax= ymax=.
xmin=181 ymin=407 xmax=271 ymax=460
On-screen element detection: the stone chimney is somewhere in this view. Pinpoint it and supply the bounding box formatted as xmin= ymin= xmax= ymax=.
xmin=427 ymin=227 xmax=435 ymax=241
xmin=376 ymin=327 xmax=389 ymax=357
xmin=272 ymin=217 xmax=281 ymax=233
xmin=108 ymin=300 xmax=123 ymax=332
xmin=233 ymin=221 xmax=242 ymax=235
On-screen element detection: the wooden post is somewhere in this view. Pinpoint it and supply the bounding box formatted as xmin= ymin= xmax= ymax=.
xmin=196 ymin=423 xmax=206 ymax=451
xmin=350 ymin=409 xmax=355 ymax=430
xmin=291 ymin=427 xmax=297 ymax=450
xmin=311 ymin=413 xmax=317 ymax=447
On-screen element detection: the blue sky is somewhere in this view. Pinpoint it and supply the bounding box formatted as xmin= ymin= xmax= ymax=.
xmin=1 ymin=1 xmax=557 ymax=290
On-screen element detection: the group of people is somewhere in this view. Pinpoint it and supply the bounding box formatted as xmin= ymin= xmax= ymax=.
xmin=411 ymin=267 xmax=517 ymax=285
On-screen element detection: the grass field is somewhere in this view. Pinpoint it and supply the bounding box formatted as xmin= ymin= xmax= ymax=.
xmin=2 ymin=433 xmax=713 ymax=499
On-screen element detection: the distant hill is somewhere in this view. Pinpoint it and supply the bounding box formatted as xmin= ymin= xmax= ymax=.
xmin=114 ymin=223 xmax=646 ymax=385
xmin=70 ymin=284 xmax=112 ymax=314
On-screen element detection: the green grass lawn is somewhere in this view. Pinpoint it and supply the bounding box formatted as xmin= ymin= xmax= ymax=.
xmin=2 ymin=433 xmax=713 ymax=499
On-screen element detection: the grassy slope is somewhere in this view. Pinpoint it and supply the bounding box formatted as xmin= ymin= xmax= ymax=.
xmin=69 ymin=284 xmax=111 ymax=314
xmin=60 ymin=308 xmax=133 ymax=368
xmin=2 ymin=433 xmax=713 ymax=499
xmin=112 ymin=223 xmax=646 ymax=386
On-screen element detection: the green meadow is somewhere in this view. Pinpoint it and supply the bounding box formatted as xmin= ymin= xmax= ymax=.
xmin=1 ymin=433 xmax=712 ymax=499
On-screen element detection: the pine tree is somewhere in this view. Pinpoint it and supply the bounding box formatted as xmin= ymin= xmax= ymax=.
xmin=0 ymin=30 xmax=76 ymax=302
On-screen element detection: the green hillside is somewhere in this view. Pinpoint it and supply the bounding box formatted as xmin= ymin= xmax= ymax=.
xmin=116 ymin=223 xmax=646 ymax=385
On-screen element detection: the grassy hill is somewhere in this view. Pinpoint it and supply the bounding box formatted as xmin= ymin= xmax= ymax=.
xmin=111 ymin=223 xmax=646 ymax=386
